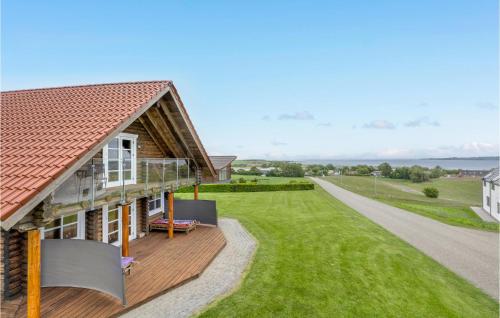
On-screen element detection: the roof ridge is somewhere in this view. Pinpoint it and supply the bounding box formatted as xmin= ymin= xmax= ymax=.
xmin=1 ymin=80 xmax=172 ymax=94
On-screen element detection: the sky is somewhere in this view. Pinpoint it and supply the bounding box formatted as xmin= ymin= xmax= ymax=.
xmin=2 ymin=0 xmax=499 ymax=160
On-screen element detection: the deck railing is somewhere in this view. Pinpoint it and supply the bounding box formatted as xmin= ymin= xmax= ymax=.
xmin=51 ymin=158 xmax=194 ymax=210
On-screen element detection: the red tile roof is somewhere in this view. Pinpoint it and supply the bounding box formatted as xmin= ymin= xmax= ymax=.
xmin=1 ymin=81 xmax=171 ymax=220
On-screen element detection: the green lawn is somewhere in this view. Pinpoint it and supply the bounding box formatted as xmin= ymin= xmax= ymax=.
xmin=180 ymin=189 xmax=498 ymax=318
xmin=322 ymin=176 xmax=498 ymax=231
xmin=232 ymin=174 xmax=310 ymax=184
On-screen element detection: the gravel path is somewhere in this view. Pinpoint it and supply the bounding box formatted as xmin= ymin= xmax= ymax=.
xmin=312 ymin=177 xmax=499 ymax=300
xmin=122 ymin=218 xmax=257 ymax=317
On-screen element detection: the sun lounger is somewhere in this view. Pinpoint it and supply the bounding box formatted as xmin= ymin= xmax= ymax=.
xmin=149 ymin=218 xmax=198 ymax=234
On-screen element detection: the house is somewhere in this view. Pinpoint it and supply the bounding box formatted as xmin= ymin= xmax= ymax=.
xmin=458 ymin=170 xmax=489 ymax=178
xmin=209 ymin=156 xmax=237 ymax=182
xmin=0 ymin=81 xmax=225 ymax=317
xmin=482 ymin=168 xmax=500 ymax=221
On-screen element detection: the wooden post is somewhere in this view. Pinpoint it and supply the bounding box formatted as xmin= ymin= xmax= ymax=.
xmin=194 ymin=184 xmax=199 ymax=200
xmin=168 ymin=191 xmax=174 ymax=239
xmin=121 ymin=204 xmax=129 ymax=257
xmin=27 ymin=229 xmax=41 ymax=318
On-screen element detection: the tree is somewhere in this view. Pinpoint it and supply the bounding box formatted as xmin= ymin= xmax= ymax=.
xmin=266 ymin=168 xmax=281 ymax=177
xmin=391 ymin=167 xmax=410 ymax=179
xmin=326 ymin=164 xmax=335 ymax=171
xmin=409 ymin=166 xmax=430 ymax=183
xmin=281 ymin=163 xmax=305 ymax=177
xmin=249 ymin=166 xmax=261 ymax=176
xmin=429 ymin=166 xmax=443 ymax=179
xmin=341 ymin=166 xmax=350 ymax=175
xmin=356 ymin=166 xmax=371 ymax=176
xmin=378 ymin=162 xmax=392 ymax=177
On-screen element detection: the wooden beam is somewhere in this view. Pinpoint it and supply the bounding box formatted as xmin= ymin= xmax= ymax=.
xmin=145 ymin=109 xmax=183 ymax=158
xmin=194 ymin=184 xmax=199 ymax=200
xmin=138 ymin=116 xmax=168 ymax=157
xmin=27 ymin=229 xmax=41 ymax=318
xmin=152 ymin=107 xmax=188 ymax=158
xmin=168 ymin=192 xmax=174 ymax=239
xmin=159 ymin=100 xmax=198 ymax=164
xmin=165 ymin=91 xmax=216 ymax=177
xmin=121 ymin=204 xmax=129 ymax=257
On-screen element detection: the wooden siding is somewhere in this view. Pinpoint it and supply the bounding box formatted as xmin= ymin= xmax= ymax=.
xmin=1 ymin=226 xmax=226 ymax=318
xmin=0 ymin=230 xmax=23 ymax=300
xmin=124 ymin=119 xmax=165 ymax=159
xmin=85 ymin=209 xmax=102 ymax=241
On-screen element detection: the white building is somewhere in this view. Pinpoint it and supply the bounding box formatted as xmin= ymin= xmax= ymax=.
xmin=482 ymin=168 xmax=500 ymax=222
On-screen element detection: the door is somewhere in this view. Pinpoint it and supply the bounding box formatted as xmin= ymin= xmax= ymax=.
xmin=102 ymin=199 xmax=137 ymax=245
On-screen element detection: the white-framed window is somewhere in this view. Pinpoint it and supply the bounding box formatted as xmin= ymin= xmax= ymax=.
xmin=102 ymin=200 xmax=137 ymax=246
xmin=219 ymin=167 xmax=227 ymax=181
xmin=148 ymin=193 xmax=164 ymax=216
xmin=103 ymin=133 xmax=138 ymax=188
xmin=41 ymin=211 xmax=85 ymax=240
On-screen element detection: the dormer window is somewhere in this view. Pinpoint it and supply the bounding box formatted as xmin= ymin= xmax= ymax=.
xmin=103 ymin=133 xmax=138 ymax=188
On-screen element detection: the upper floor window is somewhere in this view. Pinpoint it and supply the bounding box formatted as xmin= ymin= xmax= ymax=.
xmin=103 ymin=133 xmax=137 ymax=188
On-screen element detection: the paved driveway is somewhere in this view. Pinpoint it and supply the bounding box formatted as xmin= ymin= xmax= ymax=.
xmin=311 ymin=177 xmax=499 ymax=299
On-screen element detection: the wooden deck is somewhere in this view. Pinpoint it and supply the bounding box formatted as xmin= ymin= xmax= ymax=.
xmin=1 ymin=226 xmax=226 ymax=318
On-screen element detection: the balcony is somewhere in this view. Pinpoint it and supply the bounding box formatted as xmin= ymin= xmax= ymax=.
xmin=50 ymin=158 xmax=195 ymax=212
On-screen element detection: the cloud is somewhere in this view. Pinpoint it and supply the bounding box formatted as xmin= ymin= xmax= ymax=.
xmin=416 ymin=101 xmax=429 ymax=107
xmin=261 ymin=115 xmax=271 ymax=121
xmin=404 ymin=116 xmax=440 ymax=127
xmin=278 ymin=111 xmax=314 ymax=120
xmin=362 ymin=120 xmax=396 ymax=130
xmin=369 ymin=142 xmax=498 ymax=159
xmin=458 ymin=142 xmax=497 ymax=154
xmin=317 ymin=122 xmax=332 ymax=127
xmin=476 ymin=101 xmax=497 ymax=110
xmin=271 ymin=140 xmax=287 ymax=146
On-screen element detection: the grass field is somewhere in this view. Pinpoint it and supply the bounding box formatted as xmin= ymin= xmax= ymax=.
xmin=322 ymin=175 xmax=498 ymax=231
xmin=180 ymin=189 xmax=498 ymax=317
xmin=232 ymin=174 xmax=310 ymax=184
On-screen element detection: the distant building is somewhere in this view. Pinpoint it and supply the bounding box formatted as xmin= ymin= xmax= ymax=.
xmin=371 ymin=171 xmax=382 ymax=177
xmin=482 ymin=168 xmax=500 ymax=221
xmin=459 ymin=170 xmax=489 ymax=177
xmin=209 ymin=156 xmax=237 ymax=183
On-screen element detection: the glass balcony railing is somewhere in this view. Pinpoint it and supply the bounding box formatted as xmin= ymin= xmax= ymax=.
xmin=51 ymin=158 xmax=194 ymax=210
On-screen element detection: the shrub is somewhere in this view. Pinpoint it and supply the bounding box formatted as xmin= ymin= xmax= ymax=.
xmin=289 ymin=180 xmax=297 ymax=184
xmin=238 ymin=178 xmax=247 ymax=184
xmin=423 ymin=187 xmax=439 ymax=198
xmin=177 ymin=183 xmax=315 ymax=193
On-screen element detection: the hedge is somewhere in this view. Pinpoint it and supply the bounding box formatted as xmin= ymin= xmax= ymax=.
xmin=177 ymin=183 xmax=314 ymax=193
